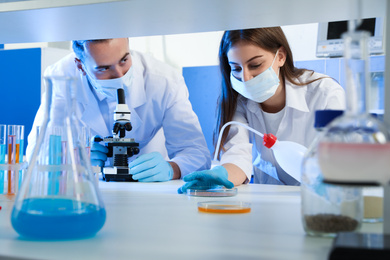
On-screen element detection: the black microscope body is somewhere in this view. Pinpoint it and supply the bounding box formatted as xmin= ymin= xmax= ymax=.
xmin=98 ymin=88 xmax=140 ymax=182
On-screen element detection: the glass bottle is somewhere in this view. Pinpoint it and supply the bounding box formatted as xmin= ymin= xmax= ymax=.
xmin=317 ymin=30 xmax=390 ymax=229
xmin=318 ymin=31 xmax=390 ymax=186
xmin=11 ymin=76 xmax=106 ymax=240
xmin=301 ymin=110 xmax=363 ymax=237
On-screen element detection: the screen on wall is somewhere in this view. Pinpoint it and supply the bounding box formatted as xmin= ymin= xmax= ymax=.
xmin=327 ymin=18 xmax=376 ymax=40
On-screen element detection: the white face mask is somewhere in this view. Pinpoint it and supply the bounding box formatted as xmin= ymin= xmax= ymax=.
xmin=87 ymin=66 xmax=134 ymax=100
xmin=230 ymin=50 xmax=280 ymax=103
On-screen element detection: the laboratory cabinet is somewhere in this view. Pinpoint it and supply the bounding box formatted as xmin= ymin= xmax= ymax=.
xmin=0 ymin=47 xmax=70 ymax=154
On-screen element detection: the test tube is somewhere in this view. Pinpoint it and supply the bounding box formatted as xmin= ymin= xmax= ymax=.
xmin=17 ymin=125 xmax=24 ymax=189
xmin=81 ymin=126 xmax=99 ymax=184
xmin=60 ymin=128 xmax=68 ymax=195
xmin=48 ymin=126 xmax=62 ymax=195
xmin=17 ymin=125 xmax=24 ymax=163
xmin=7 ymin=125 xmax=19 ymax=195
xmin=0 ymin=125 xmax=6 ymax=195
xmin=82 ymin=126 xmax=91 ymax=158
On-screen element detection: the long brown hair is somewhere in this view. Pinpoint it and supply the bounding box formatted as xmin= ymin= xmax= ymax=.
xmin=214 ymin=27 xmax=321 ymax=158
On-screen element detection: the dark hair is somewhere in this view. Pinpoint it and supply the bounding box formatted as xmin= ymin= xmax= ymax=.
xmin=72 ymin=39 xmax=110 ymax=61
xmin=214 ymin=27 xmax=322 ymax=158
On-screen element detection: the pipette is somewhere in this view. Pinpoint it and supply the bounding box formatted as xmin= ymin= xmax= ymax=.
xmin=213 ymin=121 xmax=307 ymax=182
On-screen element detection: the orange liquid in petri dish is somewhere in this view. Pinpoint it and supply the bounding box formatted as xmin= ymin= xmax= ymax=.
xmin=198 ymin=204 xmax=251 ymax=214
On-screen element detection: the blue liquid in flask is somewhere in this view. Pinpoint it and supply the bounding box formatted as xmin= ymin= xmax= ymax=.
xmin=11 ymin=198 xmax=106 ymax=240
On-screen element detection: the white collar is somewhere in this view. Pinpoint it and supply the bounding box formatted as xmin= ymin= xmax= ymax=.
xmin=284 ymin=77 xmax=310 ymax=113
xmin=245 ymin=77 xmax=310 ymax=113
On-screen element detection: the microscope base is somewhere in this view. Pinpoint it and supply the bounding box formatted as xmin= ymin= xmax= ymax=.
xmin=329 ymin=232 xmax=390 ymax=260
xmin=102 ymin=167 xmax=137 ymax=182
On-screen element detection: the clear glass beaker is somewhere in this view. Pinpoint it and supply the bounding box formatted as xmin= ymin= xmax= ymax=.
xmin=317 ymin=31 xmax=390 ymax=220
xmin=11 ymin=76 xmax=106 ymax=240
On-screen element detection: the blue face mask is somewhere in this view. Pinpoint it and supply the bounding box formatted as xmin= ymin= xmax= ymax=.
xmin=230 ymin=50 xmax=280 ymax=103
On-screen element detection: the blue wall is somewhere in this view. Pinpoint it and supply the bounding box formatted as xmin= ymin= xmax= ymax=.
xmin=0 ymin=48 xmax=42 ymax=155
xmin=183 ymin=66 xmax=221 ymax=156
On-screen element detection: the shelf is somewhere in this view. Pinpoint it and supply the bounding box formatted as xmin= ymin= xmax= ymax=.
xmin=0 ymin=0 xmax=386 ymax=44
xmin=0 ymin=0 xmax=124 ymax=12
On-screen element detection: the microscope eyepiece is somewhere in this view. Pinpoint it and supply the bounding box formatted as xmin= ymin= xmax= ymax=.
xmin=117 ymin=88 xmax=126 ymax=104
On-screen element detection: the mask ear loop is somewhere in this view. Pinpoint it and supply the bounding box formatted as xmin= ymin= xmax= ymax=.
xmin=271 ymin=49 xmax=280 ymax=67
xmin=271 ymin=49 xmax=280 ymax=77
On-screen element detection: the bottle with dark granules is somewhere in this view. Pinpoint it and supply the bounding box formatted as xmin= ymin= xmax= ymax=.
xmin=304 ymin=213 xmax=360 ymax=234
xmin=301 ymin=110 xmax=363 ymax=237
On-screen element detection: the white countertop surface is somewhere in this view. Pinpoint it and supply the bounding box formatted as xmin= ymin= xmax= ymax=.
xmin=0 ymin=180 xmax=382 ymax=260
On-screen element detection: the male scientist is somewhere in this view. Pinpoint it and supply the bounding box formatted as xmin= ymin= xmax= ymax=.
xmin=26 ymin=38 xmax=211 ymax=181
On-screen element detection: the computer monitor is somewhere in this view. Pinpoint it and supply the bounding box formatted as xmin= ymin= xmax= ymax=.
xmin=316 ymin=17 xmax=384 ymax=58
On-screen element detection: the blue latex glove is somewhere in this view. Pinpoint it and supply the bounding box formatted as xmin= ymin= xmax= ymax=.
xmin=90 ymin=136 xmax=108 ymax=167
xmin=129 ymin=152 xmax=173 ymax=182
xmin=177 ymin=166 xmax=234 ymax=194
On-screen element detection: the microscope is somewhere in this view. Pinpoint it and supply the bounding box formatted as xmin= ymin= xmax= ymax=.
xmin=95 ymin=88 xmax=140 ymax=182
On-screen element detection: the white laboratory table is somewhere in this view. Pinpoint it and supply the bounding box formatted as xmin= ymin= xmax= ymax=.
xmin=0 ymin=180 xmax=382 ymax=260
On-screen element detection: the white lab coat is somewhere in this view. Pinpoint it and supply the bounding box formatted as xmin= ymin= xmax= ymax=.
xmin=219 ymin=71 xmax=346 ymax=185
xmin=26 ymin=51 xmax=211 ymax=177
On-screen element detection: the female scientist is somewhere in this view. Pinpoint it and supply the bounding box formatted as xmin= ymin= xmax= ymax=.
xmin=179 ymin=27 xmax=345 ymax=192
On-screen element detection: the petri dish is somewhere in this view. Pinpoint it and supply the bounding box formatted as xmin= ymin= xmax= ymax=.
xmin=187 ymin=187 xmax=238 ymax=197
xmin=197 ymin=201 xmax=251 ymax=214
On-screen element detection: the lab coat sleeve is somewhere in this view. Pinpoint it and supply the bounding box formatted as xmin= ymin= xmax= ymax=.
xmin=306 ymin=74 xmax=346 ymax=111
xmin=161 ymin=77 xmax=211 ymax=177
xmin=219 ymin=102 xmax=253 ymax=181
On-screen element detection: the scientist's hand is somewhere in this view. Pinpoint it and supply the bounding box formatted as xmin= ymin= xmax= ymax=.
xmin=177 ymin=166 xmax=234 ymax=194
xmin=129 ymin=152 xmax=173 ymax=182
xmin=90 ymin=136 xmax=108 ymax=167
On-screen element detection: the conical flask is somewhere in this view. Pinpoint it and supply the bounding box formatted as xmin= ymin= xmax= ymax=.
xmin=11 ymin=76 xmax=106 ymax=240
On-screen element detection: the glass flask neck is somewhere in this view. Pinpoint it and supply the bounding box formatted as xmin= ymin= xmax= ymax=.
xmin=343 ymin=31 xmax=371 ymax=116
